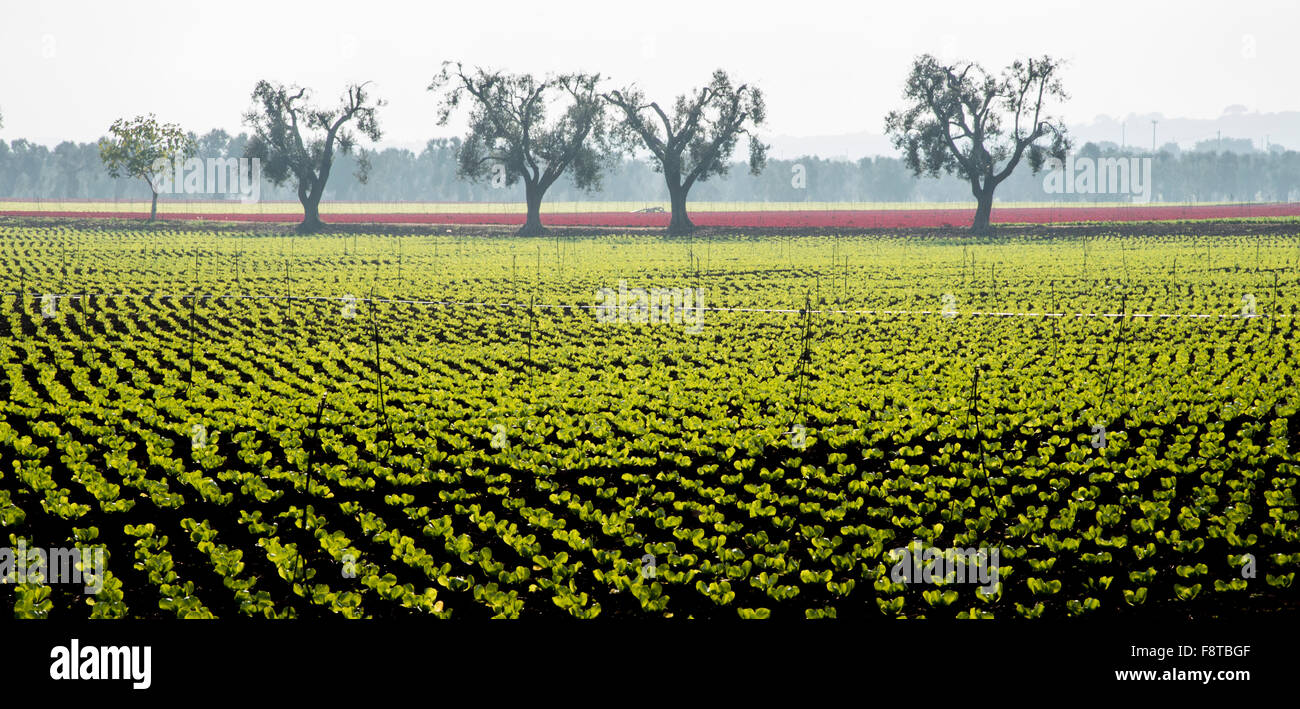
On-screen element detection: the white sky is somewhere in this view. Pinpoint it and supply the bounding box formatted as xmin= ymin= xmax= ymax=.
xmin=2 ymin=0 xmax=1296 ymax=149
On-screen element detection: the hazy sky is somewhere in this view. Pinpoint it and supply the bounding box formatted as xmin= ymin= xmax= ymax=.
xmin=2 ymin=0 xmax=1296 ymax=149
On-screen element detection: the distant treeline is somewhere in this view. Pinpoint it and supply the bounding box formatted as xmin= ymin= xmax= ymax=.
xmin=3 ymin=131 xmax=1299 ymax=204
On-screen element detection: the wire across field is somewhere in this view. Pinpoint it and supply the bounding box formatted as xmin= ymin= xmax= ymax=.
xmin=6 ymin=290 xmax=1290 ymax=321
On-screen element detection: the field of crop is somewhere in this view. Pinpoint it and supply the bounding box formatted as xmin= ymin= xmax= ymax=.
xmin=1 ymin=222 xmax=1298 ymax=619
xmin=4 ymin=199 xmax=1299 ymax=229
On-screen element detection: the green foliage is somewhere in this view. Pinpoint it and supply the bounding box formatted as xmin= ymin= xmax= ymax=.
xmin=97 ymin=115 xmax=194 ymax=194
xmin=0 ymin=225 xmax=1297 ymax=619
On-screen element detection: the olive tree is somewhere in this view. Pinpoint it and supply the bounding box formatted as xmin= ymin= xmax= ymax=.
xmin=430 ymin=62 xmax=614 ymax=236
xmin=604 ymin=70 xmax=767 ymax=235
xmin=885 ymin=54 xmax=1070 ymax=233
xmin=243 ymin=81 xmax=383 ymax=233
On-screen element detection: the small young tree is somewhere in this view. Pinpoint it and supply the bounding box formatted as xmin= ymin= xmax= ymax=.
xmin=243 ymin=81 xmax=383 ymax=233
xmin=98 ymin=115 xmax=195 ymax=221
xmin=430 ymin=62 xmax=614 ymax=236
xmin=885 ymin=54 xmax=1070 ymax=233
xmin=604 ymin=70 xmax=767 ymax=235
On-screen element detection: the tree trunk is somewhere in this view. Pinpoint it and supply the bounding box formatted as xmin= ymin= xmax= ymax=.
xmin=518 ymin=182 xmax=546 ymax=236
xmin=668 ymin=184 xmax=694 ymax=235
xmin=298 ymin=193 xmax=325 ymax=234
xmin=149 ymin=190 xmax=158 ymax=222
xmin=971 ymin=182 xmax=994 ymax=234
